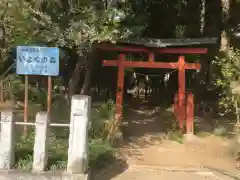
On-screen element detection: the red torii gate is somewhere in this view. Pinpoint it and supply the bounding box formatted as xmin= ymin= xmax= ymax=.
xmin=99 ymin=38 xmax=215 ymax=133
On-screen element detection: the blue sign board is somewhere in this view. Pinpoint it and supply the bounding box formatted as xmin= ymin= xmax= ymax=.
xmin=16 ymin=46 xmax=59 ymax=76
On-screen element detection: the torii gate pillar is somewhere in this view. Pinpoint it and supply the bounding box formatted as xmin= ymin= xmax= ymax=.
xmin=115 ymin=54 xmax=125 ymax=122
xmin=178 ymin=56 xmax=186 ymax=131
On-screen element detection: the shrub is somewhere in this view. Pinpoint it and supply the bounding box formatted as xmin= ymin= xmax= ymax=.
xmin=14 ymin=100 xmax=118 ymax=171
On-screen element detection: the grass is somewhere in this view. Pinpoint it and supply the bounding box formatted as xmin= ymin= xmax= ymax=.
xmin=213 ymin=125 xmax=228 ymax=137
xmin=15 ymin=129 xmax=68 ymax=171
xmin=158 ymin=107 xmax=185 ymax=143
xmin=14 ymin=100 xmax=118 ymax=172
xmin=195 ymin=131 xmax=211 ymax=138
xmin=167 ymin=130 xmax=184 ymax=143
xmin=14 ymin=129 xmax=116 ymax=171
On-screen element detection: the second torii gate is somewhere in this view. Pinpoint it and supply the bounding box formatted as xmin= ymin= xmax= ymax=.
xmin=98 ymin=38 xmax=216 ymax=132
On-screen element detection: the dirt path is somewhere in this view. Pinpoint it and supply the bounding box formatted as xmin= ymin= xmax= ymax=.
xmin=91 ymin=104 xmax=240 ymax=180
xmin=121 ymin=105 xmax=237 ymax=170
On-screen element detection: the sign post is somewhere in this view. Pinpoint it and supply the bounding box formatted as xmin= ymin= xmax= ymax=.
xmin=47 ymin=76 xmax=52 ymax=116
xmin=24 ymin=75 xmax=28 ymax=136
xmin=16 ymin=46 xmax=59 ymax=136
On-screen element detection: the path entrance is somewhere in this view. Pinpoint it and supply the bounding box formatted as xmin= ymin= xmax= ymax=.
xmin=99 ymin=38 xmax=217 ymax=133
xmin=93 ymin=166 xmax=238 ymax=180
xmin=92 ymin=38 xmax=239 ymax=179
xmin=91 ymin=102 xmax=239 ymax=180
xmin=120 ymin=104 xmax=235 ymax=170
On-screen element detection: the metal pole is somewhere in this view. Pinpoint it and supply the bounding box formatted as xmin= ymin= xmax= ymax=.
xmin=47 ymin=76 xmax=52 ymax=119
xmin=24 ymin=75 xmax=29 ymax=137
xmin=235 ymin=96 xmax=240 ymax=124
xmin=0 ymin=80 xmax=3 ymax=103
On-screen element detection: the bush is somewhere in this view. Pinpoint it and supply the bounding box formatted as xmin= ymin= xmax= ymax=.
xmin=89 ymin=138 xmax=115 ymax=168
xmin=4 ymin=73 xmax=119 ymax=171
xmin=15 ymin=130 xmax=68 ymax=171
xmin=90 ymin=99 xmax=121 ymax=143
xmin=14 ymin=100 xmax=118 ymax=172
xmin=15 ymin=131 xmax=116 ymax=171
xmin=213 ymin=48 xmax=240 ymax=116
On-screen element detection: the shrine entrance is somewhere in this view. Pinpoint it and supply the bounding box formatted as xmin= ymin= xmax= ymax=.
xmin=93 ymin=38 xmax=238 ymax=174
xmin=98 ymin=38 xmax=216 ymax=134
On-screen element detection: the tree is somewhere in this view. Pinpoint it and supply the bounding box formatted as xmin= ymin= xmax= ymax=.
xmin=0 ymin=0 xmax=143 ymax=103
xmin=221 ymin=0 xmax=231 ymax=52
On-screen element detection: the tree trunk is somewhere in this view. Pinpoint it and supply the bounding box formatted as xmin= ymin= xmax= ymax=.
xmin=200 ymin=0 xmax=206 ymax=35
xmin=68 ymin=56 xmax=85 ymax=104
xmin=81 ymin=44 xmax=97 ymax=95
xmin=220 ymin=0 xmax=230 ymax=52
xmin=80 ymin=59 xmax=92 ymax=95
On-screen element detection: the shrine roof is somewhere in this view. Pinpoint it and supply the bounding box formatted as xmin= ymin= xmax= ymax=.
xmin=115 ymin=37 xmax=218 ymax=48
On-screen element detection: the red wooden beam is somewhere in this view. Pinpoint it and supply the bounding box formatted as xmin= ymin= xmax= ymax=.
xmin=102 ymin=60 xmax=119 ymax=66
xmin=98 ymin=44 xmax=208 ymax=54
xmin=103 ymin=60 xmax=178 ymax=69
xmin=102 ymin=60 xmax=201 ymax=69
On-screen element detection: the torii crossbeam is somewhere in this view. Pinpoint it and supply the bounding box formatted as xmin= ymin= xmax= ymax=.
xmin=99 ymin=37 xmax=216 ymax=131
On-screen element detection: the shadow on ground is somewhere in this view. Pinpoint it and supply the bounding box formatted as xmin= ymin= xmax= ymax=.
xmin=90 ymin=101 xmax=176 ymax=180
xmin=121 ymin=103 xmax=177 ymax=147
xmin=90 ymin=158 xmax=128 ymax=180
xmin=90 ymin=100 xmax=239 ymax=180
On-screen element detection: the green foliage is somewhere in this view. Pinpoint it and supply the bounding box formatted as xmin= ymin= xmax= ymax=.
xmin=160 ymin=107 xmax=184 ymax=143
xmin=14 ymin=100 xmax=118 ymax=171
xmin=213 ymin=48 xmax=240 ymax=116
xmin=213 ymin=125 xmax=228 ymax=137
xmin=168 ymin=130 xmax=184 ymax=144
xmin=15 ymin=130 xmax=68 ymax=171
xmin=0 ymin=0 xmax=138 ymax=58
xmin=88 ymin=138 xmax=115 ymax=168
xmin=3 ymin=74 xmax=50 ymax=113
xmin=90 ymin=99 xmax=121 ymax=143
xmin=214 ymin=48 xmax=240 ymax=87
xmin=15 ymin=131 xmax=115 ymax=171
xmin=175 ymin=25 xmax=186 ymax=38
xmin=196 ymin=131 xmax=211 ymax=138
xmin=0 ymin=0 xmax=144 ymax=102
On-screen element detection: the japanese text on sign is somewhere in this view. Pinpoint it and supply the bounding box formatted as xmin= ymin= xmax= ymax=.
xmin=16 ymin=46 xmax=59 ymax=76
